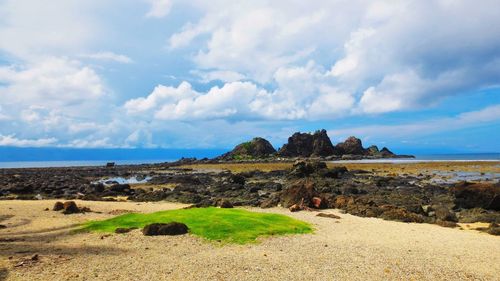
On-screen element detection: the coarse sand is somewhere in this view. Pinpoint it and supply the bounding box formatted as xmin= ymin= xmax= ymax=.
xmin=1 ymin=200 xmax=499 ymax=281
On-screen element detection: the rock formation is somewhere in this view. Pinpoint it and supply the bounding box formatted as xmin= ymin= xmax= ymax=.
xmin=278 ymin=129 xmax=337 ymax=157
xmin=216 ymin=129 xmax=412 ymax=160
xmin=219 ymin=137 xmax=276 ymax=160
xmin=335 ymin=136 xmax=365 ymax=155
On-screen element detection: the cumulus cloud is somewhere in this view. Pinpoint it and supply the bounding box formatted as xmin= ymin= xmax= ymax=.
xmin=166 ymin=0 xmax=500 ymax=115
xmin=0 ymin=134 xmax=58 ymax=147
xmin=124 ymin=62 xmax=355 ymax=121
xmin=80 ymin=52 xmax=133 ymax=64
xmin=329 ymin=104 xmax=500 ymax=140
xmin=0 ymin=57 xmax=106 ymax=107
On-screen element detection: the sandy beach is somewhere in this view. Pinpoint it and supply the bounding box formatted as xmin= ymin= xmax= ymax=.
xmin=1 ymin=200 xmax=499 ymax=281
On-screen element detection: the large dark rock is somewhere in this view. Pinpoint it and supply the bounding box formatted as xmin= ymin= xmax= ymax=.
xmin=142 ymin=222 xmax=189 ymax=236
xmin=62 ymin=201 xmax=80 ymax=214
xmin=278 ymin=129 xmax=337 ymax=157
xmin=219 ymin=137 xmax=276 ymax=160
xmin=280 ymin=179 xmax=319 ymax=208
xmin=289 ymin=160 xmax=327 ymax=177
xmin=451 ymin=182 xmax=500 ymax=211
xmin=336 ymin=136 xmax=365 ymax=155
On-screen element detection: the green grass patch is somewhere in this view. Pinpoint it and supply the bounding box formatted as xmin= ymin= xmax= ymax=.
xmin=80 ymin=207 xmax=313 ymax=244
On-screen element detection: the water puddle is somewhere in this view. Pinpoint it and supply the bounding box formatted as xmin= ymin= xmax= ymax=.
xmin=93 ymin=176 xmax=151 ymax=185
xmin=428 ymin=171 xmax=499 ymax=184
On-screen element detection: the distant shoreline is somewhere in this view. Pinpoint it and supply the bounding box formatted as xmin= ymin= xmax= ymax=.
xmin=0 ymin=153 xmax=499 ymax=169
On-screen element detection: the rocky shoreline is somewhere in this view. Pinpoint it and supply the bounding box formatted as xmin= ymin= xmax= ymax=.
xmin=0 ymin=157 xmax=498 ymax=235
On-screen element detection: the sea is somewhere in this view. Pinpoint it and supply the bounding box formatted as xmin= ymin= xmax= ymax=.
xmin=0 ymin=147 xmax=498 ymax=168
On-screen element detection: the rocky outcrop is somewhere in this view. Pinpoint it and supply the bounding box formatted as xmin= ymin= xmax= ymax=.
xmin=214 ymin=129 xmax=412 ymax=160
xmin=219 ymin=137 xmax=276 ymax=160
xmin=278 ymin=129 xmax=337 ymax=157
xmin=335 ymin=136 xmax=365 ymax=155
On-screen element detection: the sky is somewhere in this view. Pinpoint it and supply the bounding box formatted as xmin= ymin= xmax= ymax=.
xmin=0 ymin=0 xmax=499 ymax=153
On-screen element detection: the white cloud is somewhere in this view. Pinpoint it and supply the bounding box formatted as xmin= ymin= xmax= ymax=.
xmin=0 ymin=0 xmax=100 ymax=60
xmin=0 ymin=57 xmax=107 ymax=113
xmin=329 ymin=104 xmax=500 ymax=140
xmin=80 ymin=52 xmax=133 ymax=64
xmin=124 ymin=62 xmax=356 ymax=121
xmin=0 ymin=134 xmax=58 ymax=147
xmin=146 ymin=0 xmax=172 ymax=18
xmin=166 ymin=0 xmax=500 ymax=115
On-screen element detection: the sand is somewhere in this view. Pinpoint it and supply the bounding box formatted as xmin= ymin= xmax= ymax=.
xmin=180 ymin=161 xmax=500 ymax=175
xmin=1 ymin=200 xmax=499 ymax=281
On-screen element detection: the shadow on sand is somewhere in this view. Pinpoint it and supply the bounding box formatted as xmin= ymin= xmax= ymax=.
xmin=0 ymin=221 xmax=127 ymax=259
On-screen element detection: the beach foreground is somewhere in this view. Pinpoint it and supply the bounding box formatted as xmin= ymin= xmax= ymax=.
xmin=1 ymin=200 xmax=499 ymax=281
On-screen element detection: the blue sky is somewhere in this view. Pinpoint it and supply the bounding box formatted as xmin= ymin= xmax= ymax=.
xmin=0 ymin=0 xmax=499 ymax=153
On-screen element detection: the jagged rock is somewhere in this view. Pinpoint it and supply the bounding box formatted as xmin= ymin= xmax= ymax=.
xmin=280 ymin=180 xmax=318 ymax=208
xmin=278 ymin=129 xmax=337 ymax=157
xmin=336 ymin=136 xmax=365 ymax=155
xmin=219 ymin=137 xmax=276 ymax=160
xmin=142 ymin=222 xmax=189 ymax=236
xmin=289 ymin=160 xmax=327 ymax=177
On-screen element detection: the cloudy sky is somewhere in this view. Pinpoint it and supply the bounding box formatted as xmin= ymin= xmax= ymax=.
xmin=0 ymin=0 xmax=499 ymax=153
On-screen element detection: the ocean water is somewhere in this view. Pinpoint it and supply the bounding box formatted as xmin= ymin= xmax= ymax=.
xmin=0 ymin=147 xmax=226 ymax=168
xmin=0 ymin=147 xmax=498 ymax=168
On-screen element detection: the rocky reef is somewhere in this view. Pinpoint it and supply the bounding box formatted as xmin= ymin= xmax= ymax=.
xmin=1 ymin=160 xmax=498 ymax=235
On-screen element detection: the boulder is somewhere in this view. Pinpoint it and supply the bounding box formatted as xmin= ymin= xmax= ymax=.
xmin=53 ymin=201 xmax=64 ymax=211
xmin=142 ymin=222 xmax=189 ymax=236
xmin=219 ymin=137 xmax=276 ymax=160
xmin=278 ymin=129 xmax=337 ymax=157
xmin=62 ymin=201 xmax=80 ymax=214
xmin=280 ymin=180 xmax=318 ymax=208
